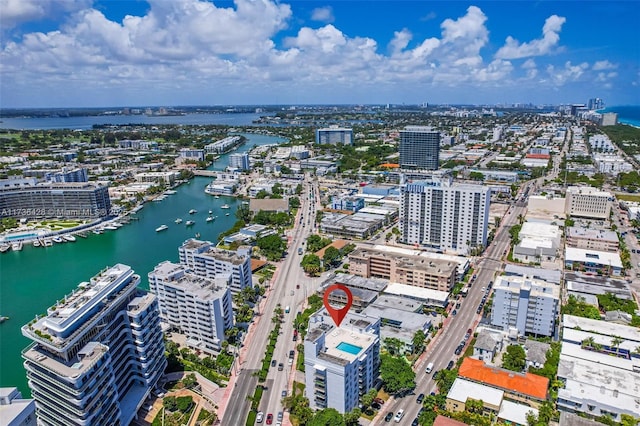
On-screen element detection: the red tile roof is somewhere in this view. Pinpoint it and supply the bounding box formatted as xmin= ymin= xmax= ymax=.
xmin=458 ymin=358 xmax=548 ymax=400
xmin=433 ymin=415 xmax=468 ymax=426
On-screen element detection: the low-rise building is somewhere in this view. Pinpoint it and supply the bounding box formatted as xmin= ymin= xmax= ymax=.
xmin=331 ymin=196 xmax=365 ymax=212
xmin=564 ymin=247 xmax=623 ymax=276
xmin=564 ymin=272 xmax=633 ymax=300
xmin=472 ymin=329 xmax=503 ymax=362
xmin=149 ymin=261 xmax=233 ymax=353
xmin=135 ymin=171 xmax=177 ymax=186
xmin=565 ymin=186 xmax=613 ymax=220
xmin=458 ymin=358 xmax=549 ymax=408
xmin=513 ymin=221 xmax=561 ymax=263
xmin=348 ymin=247 xmax=457 ymax=292
xmin=382 ymin=282 xmax=449 ymax=308
xmin=566 ymin=227 xmax=619 ymax=252
xmin=0 ymin=387 xmax=36 ymax=426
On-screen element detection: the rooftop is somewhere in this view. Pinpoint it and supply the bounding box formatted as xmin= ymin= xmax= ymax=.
xmin=322 ymin=273 xmax=388 ymax=293
xmin=564 ymin=247 xmax=623 ymax=268
xmin=433 ymin=415 xmax=469 ymax=426
xmin=384 ymin=282 xmax=450 ymax=304
xmin=563 ymin=314 xmax=640 ymax=343
xmin=351 ymin=247 xmax=457 ymax=277
xmin=149 ymin=262 xmax=229 ymax=300
xmin=23 ymin=341 xmax=109 ymax=379
xmin=498 ymin=400 xmax=538 ymax=426
xmin=566 ymin=226 xmax=618 ymax=242
xmin=504 ymin=264 xmax=562 ymax=284
xmin=458 ymin=358 xmax=549 ymax=400
xmin=447 ymin=378 xmax=504 ymax=407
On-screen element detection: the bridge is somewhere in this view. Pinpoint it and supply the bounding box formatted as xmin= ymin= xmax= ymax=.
xmin=192 ymin=170 xmax=219 ymax=177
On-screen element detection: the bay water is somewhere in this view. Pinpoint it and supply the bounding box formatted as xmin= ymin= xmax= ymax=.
xmin=0 ymin=133 xmax=286 ymax=396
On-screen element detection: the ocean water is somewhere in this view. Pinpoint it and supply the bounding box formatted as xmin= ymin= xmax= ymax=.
xmin=601 ymin=105 xmax=640 ymax=127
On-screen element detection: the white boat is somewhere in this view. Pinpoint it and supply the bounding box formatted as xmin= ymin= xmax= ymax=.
xmin=165 ymin=190 xmax=177 ymax=195
xmin=11 ymin=241 xmax=23 ymax=251
xmin=52 ymin=236 xmax=64 ymax=243
xmin=185 ymin=220 xmax=195 ymax=226
xmin=63 ymin=235 xmax=76 ymax=242
xmin=206 ymin=216 xmax=214 ymax=222
xmin=209 ymin=210 xmax=213 ymax=214
xmin=225 ymin=213 xmax=230 ymax=216
xmin=215 ymin=195 xmax=220 ymax=199
xmin=156 ymin=225 xmax=169 ymax=232
xmin=92 ymin=229 xmax=103 ymax=235
xmin=175 ymin=218 xmax=183 ymax=224
xmin=0 ymin=243 xmax=10 ymax=253
xmin=33 ymin=240 xmax=41 ymax=247
xmin=221 ymin=204 xmax=230 ymax=209
xmin=112 ymin=222 xmax=123 ymax=228
xmin=189 ymin=209 xmax=197 ymax=214
xmin=43 ymin=239 xmax=53 ymax=247
xmin=103 ymin=225 xmax=118 ymax=230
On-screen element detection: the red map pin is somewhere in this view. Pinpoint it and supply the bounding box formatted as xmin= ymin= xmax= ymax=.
xmin=323 ymin=284 xmax=353 ymax=328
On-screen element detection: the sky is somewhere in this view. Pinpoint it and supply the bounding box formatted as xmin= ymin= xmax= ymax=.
xmin=0 ymin=0 xmax=638 ymax=108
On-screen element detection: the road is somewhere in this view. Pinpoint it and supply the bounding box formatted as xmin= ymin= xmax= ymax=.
xmin=222 ymin=175 xmax=319 ymax=425
xmin=378 ymin=188 xmax=529 ymax=424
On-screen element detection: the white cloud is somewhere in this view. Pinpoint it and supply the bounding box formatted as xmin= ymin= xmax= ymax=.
xmin=311 ymin=6 xmax=334 ymax=23
xmin=388 ymin=28 xmax=413 ymax=55
xmin=546 ymin=61 xmax=589 ymax=85
xmin=0 ymin=0 xmax=91 ymax=29
xmin=521 ymin=59 xmax=538 ymax=78
xmin=495 ymin=15 xmax=566 ymax=59
xmin=592 ymin=60 xmax=617 ymax=71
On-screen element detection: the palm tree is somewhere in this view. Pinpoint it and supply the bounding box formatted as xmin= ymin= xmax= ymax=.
xmin=582 ymin=337 xmax=595 ymax=349
xmin=611 ymin=336 xmax=623 ymax=355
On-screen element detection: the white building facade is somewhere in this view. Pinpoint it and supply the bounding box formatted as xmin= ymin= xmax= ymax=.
xmin=490 ymin=275 xmax=560 ymax=337
xmin=304 ymin=309 xmax=380 ymax=413
xmin=400 ymin=177 xmax=490 ymax=255
xmin=565 ymin=186 xmax=613 ymax=219
xmin=21 ymin=264 xmax=166 ymax=426
xmin=148 ymin=261 xmax=233 ymax=354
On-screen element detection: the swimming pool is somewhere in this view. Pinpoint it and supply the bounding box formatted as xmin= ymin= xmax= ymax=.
xmin=336 ymin=342 xmax=362 ymax=355
xmin=4 ymin=232 xmax=38 ymax=241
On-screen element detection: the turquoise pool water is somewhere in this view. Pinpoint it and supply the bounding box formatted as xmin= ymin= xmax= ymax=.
xmin=336 ymin=342 xmax=362 ymax=355
xmin=4 ymin=233 xmax=37 ymax=241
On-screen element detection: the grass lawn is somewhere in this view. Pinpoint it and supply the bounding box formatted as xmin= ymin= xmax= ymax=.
xmin=616 ymin=193 xmax=640 ymax=202
xmin=292 ymin=381 xmax=305 ymax=396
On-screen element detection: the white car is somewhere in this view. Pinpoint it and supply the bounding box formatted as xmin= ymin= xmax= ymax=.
xmin=256 ymin=411 xmax=264 ymax=423
xmin=394 ymin=409 xmax=404 ymax=422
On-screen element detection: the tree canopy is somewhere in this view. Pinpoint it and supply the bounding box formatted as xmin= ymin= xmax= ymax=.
xmin=502 ymin=344 xmax=526 ymax=372
xmin=380 ymin=354 xmax=415 ymax=394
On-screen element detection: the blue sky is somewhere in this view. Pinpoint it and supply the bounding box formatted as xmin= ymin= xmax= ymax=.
xmin=1 ymin=0 xmax=638 ymax=108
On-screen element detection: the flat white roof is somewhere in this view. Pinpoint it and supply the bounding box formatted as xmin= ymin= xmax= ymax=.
xmin=447 ymin=378 xmax=503 ymax=407
xmin=372 ymin=244 xmax=469 ymax=270
xmin=563 ymin=314 xmax=640 ymax=343
xmin=564 ymin=247 xmax=622 ymax=268
xmin=384 ymin=282 xmax=449 ymax=303
xmin=520 ymin=222 xmax=561 ymax=239
xmin=498 ymin=400 xmax=538 ymax=426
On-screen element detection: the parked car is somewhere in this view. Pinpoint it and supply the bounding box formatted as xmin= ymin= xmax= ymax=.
xmin=277 ymin=412 xmax=283 ymax=421
xmin=289 ymin=350 xmax=295 ymax=359
xmin=256 ymin=411 xmax=264 ymax=423
xmin=446 ymin=360 xmax=455 ymax=370
xmin=455 ymin=345 xmax=464 ymax=355
xmin=374 ymin=398 xmax=385 ymax=405
xmin=394 ymin=409 xmax=405 ymax=423
xmin=278 ymin=363 xmax=284 ymax=371
xmin=271 ymin=359 xmax=276 ymax=367
xmin=416 ymin=393 xmax=425 ymax=404
xmin=385 ymin=412 xmax=394 ymax=422
xmin=266 ymin=413 xmax=273 ymax=425
xmin=452 ymin=309 xmax=457 ymax=316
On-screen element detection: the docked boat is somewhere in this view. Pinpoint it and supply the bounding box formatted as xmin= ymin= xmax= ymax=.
xmin=156 ymin=225 xmax=169 ymax=232
xmin=52 ymin=236 xmax=64 ymax=244
xmin=63 ymin=235 xmax=76 ymax=242
xmin=189 ymin=209 xmax=197 ymax=214
xmin=33 ymin=240 xmax=41 ymax=247
xmin=43 ymin=239 xmax=53 ymax=247
xmin=206 ymin=216 xmax=214 ymax=222
xmin=11 ymin=241 xmax=23 ymax=251
xmin=225 ymin=213 xmax=230 ymax=216
xmin=0 ymin=243 xmax=11 ymax=253
xmin=215 ymin=195 xmax=220 ymax=199
xmin=92 ymin=229 xmax=103 ymax=235
xmin=185 ymin=220 xmax=195 ymax=226
xmin=175 ymin=218 xmax=183 ymax=224
xmin=221 ymin=204 xmax=230 ymax=209
xmin=112 ymin=222 xmax=123 ymax=228
xmin=103 ymin=225 xmax=118 ymax=230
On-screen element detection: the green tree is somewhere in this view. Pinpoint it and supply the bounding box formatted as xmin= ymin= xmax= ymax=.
xmin=384 ymin=337 xmax=404 ymax=355
xmin=621 ymin=414 xmax=639 ymax=426
xmin=502 ymin=344 xmax=526 ymax=372
xmin=360 ymin=388 xmax=378 ymax=411
xmin=256 ymin=234 xmax=287 ymax=261
xmin=412 ymin=330 xmax=426 ymax=354
xmin=380 ymin=354 xmax=415 ymax=394
xmin=434 ymin=368 xmax=457 ymax=394
xmin=343 ymin=408 xmax=362 ymax=426
xmin=289 ymin=196 xmax=301 ymax=209
xmin=323 ymin=246 xmax=341 ymax=267
xmin=469 ymin=171 xmax=484 ymax=181
xmin=309 ymin=408 xmax=346 ymax=426
xmin=301 ymin=254 xmax=322 ymax=276
xmin=465 ymin=398 xmax=484 ymax=414
xmin=182 ymin=373 xmax=197 ymax=389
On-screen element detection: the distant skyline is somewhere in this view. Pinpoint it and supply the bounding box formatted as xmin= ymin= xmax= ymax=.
xmin=1 ymin=0 xmax=638 ymax=108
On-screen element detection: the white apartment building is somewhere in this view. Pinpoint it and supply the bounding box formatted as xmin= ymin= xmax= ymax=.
xmin=565 ymin=186 xmax=613 ymax=220
xmin=0 ymin=387 xmax=36 ymax=426
xmin=565 ymin=227 xmax=619 ymax=252
xmin=490 ymin=275 xmax=560 ymax=337
xmin=588 ymin=134 xmax=616 ymax=152
xmin=228 ymin=153 xmax=250 ymax=171
xmin=400 ymin=177 xmax=490 ymax=255
xmin=148 ymin=261 xmax=233 ymax=354
xmin=135 ymin=171 xmax=178 ymax=186
xmin=304 ymin=309 xmax=380 ymax=413
xmin=178 ymin=239 xmax=252 ymax=293
xmin=558 ymin=315 xmax=640 ymax=422
xmin=21 ymin=264 xmax=166 ymax=426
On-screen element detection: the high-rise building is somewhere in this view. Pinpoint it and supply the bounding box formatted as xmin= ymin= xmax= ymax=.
xmin=399 ymin=177 xmax=490 ymax=254
xmin=600 ymin=112 xmax=618 ymax=126
xmin=228 ymin=153 xmax=250 ymax=171
xmin=148 ymin=261 xmax=234 ymax=354
xmin=45 ymin=168 xmax=89 ymax=183
xmin=315 ymin=127 xmax=353 ymax=145
xmin=490 ymin=275 xmax=559 ymax=337
xmin=21 ymin=264 xmax=166 ymax=426
xmin=178 ymin=239 xmax=252 ymax=293
xmin=304 ymin=309 xmax=380 ymax=413
xmin=399 ymin=126 xmax=440 ymax=170
xmin=587 ymin=98 xmax=604 ymax=110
